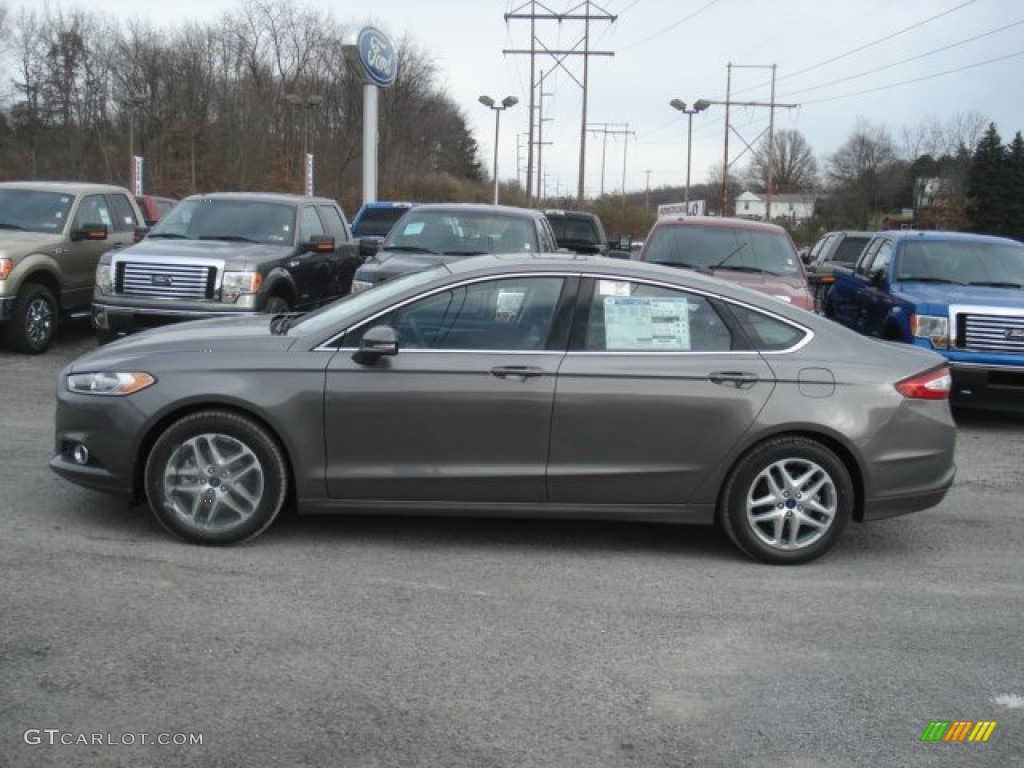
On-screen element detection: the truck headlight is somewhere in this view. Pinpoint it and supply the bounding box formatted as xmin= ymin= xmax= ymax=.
xmin=910 ymin=314 xmax=949 ymax=349
xmin=95 ymin=262 xmax=113 ymax=294
xmin=0 ymin=257 xmax=12 ymax=280
xmin=221 ymin=271 xmax=263 ymax=303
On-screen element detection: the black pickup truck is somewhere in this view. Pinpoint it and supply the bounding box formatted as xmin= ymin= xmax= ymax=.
xmin=93 ymin=192 xmax=368 ymax=341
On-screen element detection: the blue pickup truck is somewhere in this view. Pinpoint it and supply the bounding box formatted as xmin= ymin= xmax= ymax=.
xmin=824 ymin=230 xmax=1024 ymax=410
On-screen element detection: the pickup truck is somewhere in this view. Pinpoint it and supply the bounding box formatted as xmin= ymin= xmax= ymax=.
xmin=824 ymin=229 xmax=1024 ymax=410
xmin=93 ymin=192 xmax=367 ymax=341
xmin=0 ymin=181 xmax=143 ymax=353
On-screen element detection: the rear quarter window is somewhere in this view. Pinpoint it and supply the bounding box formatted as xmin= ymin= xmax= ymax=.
xmin=729 ymin=303 xmax=808 ymax=351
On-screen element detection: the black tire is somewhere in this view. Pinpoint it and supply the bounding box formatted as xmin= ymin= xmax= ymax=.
xmin=144 ymin=410 xmax=289 ymax=545
xmin=4 ymin=283 xmax=57 ymax=354
xmin=719 ymin=437 xmax=853 ymax=565
xmin=263 ymin=295 xmax=291 ymax=314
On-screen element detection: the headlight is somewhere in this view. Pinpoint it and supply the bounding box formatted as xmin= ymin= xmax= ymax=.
xmin=221 ymin=271 xmax=263 ymax=303
xmin=95 ymin=262 xmax=113 ymax=294
xmin=350 ymin=280 xmax=373 ymax=294
xmin=910 ymin=314 xmax=949 ymax=348
xmin=67 ymin=372 xmax=155 ymax=396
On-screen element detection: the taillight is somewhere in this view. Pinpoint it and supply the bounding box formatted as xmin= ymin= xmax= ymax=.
xmin=895 ymin=367 xmax=951 ymax=400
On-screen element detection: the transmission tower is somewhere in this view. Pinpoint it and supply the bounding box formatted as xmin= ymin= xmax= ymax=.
xmin=504 ymin=1 xmax=616 ymax=207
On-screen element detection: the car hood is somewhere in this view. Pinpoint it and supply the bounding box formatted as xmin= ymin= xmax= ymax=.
xmin=894 ymin=281 xmax=1024 ymax=311
xmin=360 ymin=250 xmax=471 ymax=281
xmin=0 ymin=230 xmax=64 ymax=250
xmin=119 ymin=238 xmax=293 ymax=263
xmin=66 ymin=315 xmax=296 ymax=372
xmin=708 ymin=268 xmax=809 ymax=298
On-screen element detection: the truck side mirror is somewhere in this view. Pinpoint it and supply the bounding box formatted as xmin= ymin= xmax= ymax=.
xmin=71 ymin=223 xmax=108 ymax=242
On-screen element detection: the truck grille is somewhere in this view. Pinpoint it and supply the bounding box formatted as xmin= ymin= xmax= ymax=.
xmin=115 ymin=262 xmax=217 ymax=300
xmin=956 ymin=312 xmax=1024 ymax=354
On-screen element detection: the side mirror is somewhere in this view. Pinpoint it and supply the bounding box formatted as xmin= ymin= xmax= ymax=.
xmin=359 ymin=238 xmax=380 ymax=257
xmin=71 ymin=223 xmax=108 ymax=242
xmin=352 ymin=325 xmax=399 ymax=365
xmin=133 ymin=226 xmax=150 ymax=243
xmin=305 ymin=234 xmax=335 ymax=252
xmin=870 ymin=269 xmax=886 ymax=287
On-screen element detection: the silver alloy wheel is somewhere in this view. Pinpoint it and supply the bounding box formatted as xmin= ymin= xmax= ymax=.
xmin=25 ymin=296 xmax=54 ymax=347
xmin=162 ymin=432 xmax=265 ymax=531
xmin=745 ymin=458 xmax=837 ymax=551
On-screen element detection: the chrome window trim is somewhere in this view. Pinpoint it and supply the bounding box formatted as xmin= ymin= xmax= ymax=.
xmin=313 ymin=269 xmax=815 ymax=355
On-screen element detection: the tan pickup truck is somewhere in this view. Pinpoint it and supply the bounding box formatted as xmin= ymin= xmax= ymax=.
xmin=0 ymin=181 xmax=143 ymax=353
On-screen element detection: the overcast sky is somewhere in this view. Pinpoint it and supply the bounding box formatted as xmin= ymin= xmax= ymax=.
xmin=8 ymin=0 xmax=1023 ymax=200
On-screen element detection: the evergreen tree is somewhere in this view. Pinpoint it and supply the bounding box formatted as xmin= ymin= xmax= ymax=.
xmin=1007 ymin=132 xmax=1024 ymax=241
xmin=966 ymin=123 xmax=1009 ymax=234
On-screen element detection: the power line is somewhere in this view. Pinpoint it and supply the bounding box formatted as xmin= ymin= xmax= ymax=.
xmin=617 ymin=0 xmax=720 ymax=53
xmin=733 ymin=0 xmax=977 ymax=96
xmin=798 ymin=48 xmax=1024 ymax=105
xmin=780 ymin=18 xmax=1024 ymax=98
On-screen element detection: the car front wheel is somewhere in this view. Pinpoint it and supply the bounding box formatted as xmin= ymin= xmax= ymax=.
xmin=5 ymin=283 xmax=57 ymax=353
xmin=719 ymin=437 xmax=853 ymax=565
xmin=144 ymin=410 xmax=289 ymax=545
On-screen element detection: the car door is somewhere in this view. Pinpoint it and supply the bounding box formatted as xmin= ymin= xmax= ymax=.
xmin=858 ymin=238 xmax=895 ymax=337
xmin=323 ymin=275 xmax=573 ymax=502
xmin=548 ymin=277 xmax=775 ymax=505
xmin=830 ymin=237 xmax=881 ymax=329
xmin=291 ymin=205 xmax=328 ymax=307
xmin=62 ymin=194 xmax=118 ymax=308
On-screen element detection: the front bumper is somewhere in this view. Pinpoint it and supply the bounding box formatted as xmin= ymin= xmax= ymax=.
xmin=93 ymin=301 xmax=258 ymax=336
xmin=949 ymin=362 xmax=1024 ymax=411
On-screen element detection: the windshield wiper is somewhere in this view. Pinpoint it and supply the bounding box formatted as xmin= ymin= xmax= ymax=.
xmin=270 ymin=312 xmax=305 ymax=335
xmin=0 ymin=222 xmax=25 ymax=230
xmin=199 ymin=235 xmax=258 ymax=243
xmin=966 ymin=281 xmax=1024 ymax=289
xmin=648 ymin=259 xmax=704 ymax=270
xmin=708 ymin=242 xmax=748 ymax=271
xmin=901 ymin=276 xmax=959 ymax=284
xmin=712 ymin=264 xmax=777 ymax=275
xmin=382 ymin=245 xmax=437 ymax=254
xmin=443 ymin=249 xmax=488 ymax=256
xmin=146 ymin=232 xmax=188 ymax=239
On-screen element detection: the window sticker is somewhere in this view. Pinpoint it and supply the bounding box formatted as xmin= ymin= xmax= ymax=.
xmin=604 ymin=296 xmax=691 ymax=351
xmin=598 ymin=279 xmax=631 ymax=296
xmin=99 ymin=208 xmax=112 ymax=227
xmin=495 ymin=289 xmax=525 ymax=321
xmin=402 ymin=221 xmax=425 ymax=235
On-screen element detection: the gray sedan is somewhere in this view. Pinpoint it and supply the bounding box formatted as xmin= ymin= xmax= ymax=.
xmin=51 ymin=254 xmax=956 ymax=564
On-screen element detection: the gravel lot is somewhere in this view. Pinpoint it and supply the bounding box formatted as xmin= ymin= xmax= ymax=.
xmin=2 ymin=320 xmax=1022 ymax=767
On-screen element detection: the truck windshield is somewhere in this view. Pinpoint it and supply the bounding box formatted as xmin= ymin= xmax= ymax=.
xmin=0 ymin=190 xmax=74 ymax=234
xmin=897 ymin=240 xmax=1024 ymax=286
xmin=149 ymin=199 xmax=297 ymax=246
xmin=643 ymin=225 xmax=802 ymax=276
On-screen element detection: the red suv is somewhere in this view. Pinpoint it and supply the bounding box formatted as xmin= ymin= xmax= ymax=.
xmin=135 ymin=195 xmax=178 ymax=226
xmin=636 ymin=216 xmax=814 ymax=311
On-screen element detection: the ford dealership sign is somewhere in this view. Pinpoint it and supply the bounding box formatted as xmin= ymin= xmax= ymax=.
xmin=353 ymin=27 xmax=397 ymax=88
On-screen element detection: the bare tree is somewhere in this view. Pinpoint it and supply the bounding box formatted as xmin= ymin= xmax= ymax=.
xmin=827 ymin=120 xmax=907 ymax=228
xmin=744 ymin=129 xmax=818 ymax=193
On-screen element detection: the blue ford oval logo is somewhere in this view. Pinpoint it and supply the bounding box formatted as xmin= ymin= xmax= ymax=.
xmin=357 ymin=27 xmax=397 ymax=88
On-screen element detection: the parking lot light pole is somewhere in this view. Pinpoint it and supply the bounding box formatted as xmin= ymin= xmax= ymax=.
xmin=479 ymin=95 xmax=519 ymax=205
xmin=123 ymin=93 xmax=146 ymax=192
xmin=286 ymin=93 xmax=323 ymax=194
xmin=669 ymin=98 xmax=711 ymax=208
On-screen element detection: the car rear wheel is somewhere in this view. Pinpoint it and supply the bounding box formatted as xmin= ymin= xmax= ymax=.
xmin=5 ymin=283 xmax=57 ymax=354
xmin=719 ymin=437 xmax=853 ymax=565
xmin=144 ymin=410 xmax=289 ymax=545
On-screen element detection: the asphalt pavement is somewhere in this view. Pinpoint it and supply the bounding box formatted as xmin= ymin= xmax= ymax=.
xmin=1 ymin=320 xmax=1022 ymax=767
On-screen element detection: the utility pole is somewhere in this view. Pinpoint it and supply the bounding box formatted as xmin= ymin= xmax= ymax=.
xmin=504 ymin=1 xmax=616 ymax=207
xmin=645 ymin=169 xmax=652 ymax=211
xmin=587 ymin=122 xmax=629 ymax=196
xmin=713 ymin=63 xmax=796 ymax=217
xmin=535 ymin=69 xmax=554 ymax=203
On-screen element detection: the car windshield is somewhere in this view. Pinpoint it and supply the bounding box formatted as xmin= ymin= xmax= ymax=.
xmin=0 ymin=189 xmax=75 ymax=234
xmin=287 ymin=266 xmax=446 ymax=336
xmin=644 ymin=225 xmax=802 ymax=276
xmin=548 ymin=217 xmax=600 ymax=246
xmin=383 ymin=210 xmax=539 ymax=255
xmin=355 ymin=207 xmax=409 ymax=237
xmin=897 ymin=240 xmax=1024 ymax=285
xmin=148 ymin=199 xmax=296 ymax=246
xmin=833 ymin=236 xmax=870 ymax=264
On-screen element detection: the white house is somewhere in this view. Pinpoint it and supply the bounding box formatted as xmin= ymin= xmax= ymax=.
xmin=734 ymin=191 xmax=816 ymax=223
